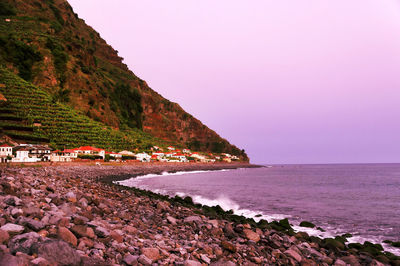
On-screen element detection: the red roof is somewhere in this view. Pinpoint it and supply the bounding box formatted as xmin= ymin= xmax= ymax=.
xmin=174 ymin=153 xmax=184 ymax=156
xmin=63 ymin=149 xmax=76 ymax=153
xmin=0 ymin=144 xmax=12 ymax=147
xmin=74 ymin=146 xmax=104 ymax=152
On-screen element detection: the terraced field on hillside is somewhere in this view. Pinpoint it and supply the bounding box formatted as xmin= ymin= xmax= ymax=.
xmin=0 ymin=68 xmax=162 ymax=151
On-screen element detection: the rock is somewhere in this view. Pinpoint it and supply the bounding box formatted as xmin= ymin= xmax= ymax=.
xmin=123 ymin=254 xmax=138 ymax=265
xmin=30 ymin=257 xmax=51 ymax=266
xmin=9 ymin=232 xmax=41 ymax=255
xmin=184 ymin=260 xmax=202 ymax=266
xmin=210 ymin=259 xmax=236 ymax=266
xmin=184 ymin=216 xmax=202 ymax=223
xmin=1 ymin=223 xmax=25 ymax=235
xmin=284 ymin=249 xmax=302 ymax=263
xmin=65 ymin=192 xmax=77 ymax=203
xmin=138 ymin=254 xmax=152 ymax=265
xmin=221 ymin=241 xmax=237 ymax=252
xmin=36 ymin=240 xmax=81 ymax=265
xmin=243 ymin=229 xmax=260 ymax=242
xmin=333 ymin=259 xmax=347 ymax=266
xmin=0 ymin=252 xmax=26 ymax=265
xmin=80 ymin=256 xmax=110 ymax=266
xmin=223 ymin=223 xmax=235 ymax=238
xmin=167 ymin=216 xmax=177 ymax=225
xmin=17 ymin=217 xmax=45 ymax=231
xmin=110 ymin=230 xmax=123 ymax=243
xmin=201 ymin=254 xmax=211 ymax=264
xmin=11 ymin=208 xmax=23 ymax=217
xmin=4 ymin=196 xmax=22 ymax=206
xmin=0 ymin=229 xmax=9 ymax=244
xmin=58 ymin=227 xmax=78 ymax=246
xmin=208 ymin=220 xmax=219 ymax=228
xmin=299 ymin=221 xmax=316 ymax=228
xmin=71 ymin=225 xmax=95 ymax=238
xmin=341 ymin=255 xmax=361 ymax=266
xmin=141 ymin=247 xmax=160 ymax=261
xmin=94 ymin=226 xmax=110 ymax=238
xmin=124 ymin=225 xmax=137 ymax=234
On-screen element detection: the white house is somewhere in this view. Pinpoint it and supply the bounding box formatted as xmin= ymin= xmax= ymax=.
xmin=167 ymin=146 xmax=175 ymax=151
xmin=50 ymin=149 xmax=78 ymax=162
xmin=119 ymin=150 xmax=135 ymax=156
xmin=135 ymin=152 xmax=151 ymax=162
xmin=182 ymin=149 xmax=191 ymax=154
xmin=0 ymin=144 xmax=12 ymax=163
xmin=12 ymin=146 xmax=37 ymax=163
xmin=190 ymin=153 xmax=207 ymax=162
xmin=171 ymin=153 xmax=188 ymax=163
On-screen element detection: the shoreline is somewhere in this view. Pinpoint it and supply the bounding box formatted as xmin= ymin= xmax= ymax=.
xmin=0 ymin=164 xmax=398 ymax=265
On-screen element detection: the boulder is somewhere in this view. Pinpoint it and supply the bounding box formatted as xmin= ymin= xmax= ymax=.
xmin=71 ymin=225 xmax=95 ymax=238
xmin=58 ymin=227 xmax=78 ymax=246
xmin=141 ymin=247 xmax=160 ymax=261
xmin=284 ymin=249 xmax=302 ymax=263
xmin=167 ymin=216 xmax=177 ymax=225
xmin=9 ymin=232 xmax=42 ymax=255
xmin=0 ymin=229 xmax=10 ymax=244
xmin=17 ymin=217 xmax=45 ymax=231
xmin=221 ymin=241 xmax=237 ymax=252
xmin=299 ymin=221 xmax=316 ymax=228
xmin=36 ymin=240 xmax=81 ymax=265
xmin=110 ymin=230 xmax=123 ymax=243
xmin=243 ymin=229 xmax=260 ymax=242
xmin=184 ymin=216 xmax=202 ymax=223
xmin=30 ymin=257 xmax=51 ymax=266
xmin=138 ymin=254 xmax=152 ymax=265
xmin=65 ymin=192 xmax=77 ymax=203
xmin=123 ymin=254 xmax=138 ymax=265
xmin=1 ymin=223 xmax=25 ymax=235
xmin=184 ymin=260 xmax=202 ymax=266
xmin=94 ymin=226 xmax=110 ymax=238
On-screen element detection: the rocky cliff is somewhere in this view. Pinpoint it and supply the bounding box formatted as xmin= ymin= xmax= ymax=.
xmin=0 ymin=0 xmax=247 ymax=158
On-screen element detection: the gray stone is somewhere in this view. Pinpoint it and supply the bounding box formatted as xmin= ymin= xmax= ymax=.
xmin=184 ymin=260 xmax=202 ymax=266
xmin=138 ymin=254 xmax=152 ymax=265
xmin=201 ymin=254 xmax=211 ymax=264
xmin=36 ymin=240 xmax=81 ymax=265
xmin=210 ymin=260 xmax=236 ymax=266
xmin=17 ymin=217 xmax=45 ymax=231
xmin=284 ymin=249 xmax=302 ymax=263
xmin=123 ymin=254 xmax=138 ymax=265
xmin=94 ymin=226 xmax=110 ymax=238
xmin=4 ymin=196 xmax=22 ymax=206
xmin=9 ymin=232 xmax=41 ymax=255
xmin=1 ymin=223 xmax=25 ymax=235
xmin=167 ymin=216 xmax=177 ymax=225
xmin=184 ymin=216 xmax=202 ymax=223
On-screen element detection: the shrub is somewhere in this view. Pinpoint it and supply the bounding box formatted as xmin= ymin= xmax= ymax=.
xmin=0 ymin=35 xmax=43 ymax=81
xmin=0 ymin=2 xmax=16 ymax=16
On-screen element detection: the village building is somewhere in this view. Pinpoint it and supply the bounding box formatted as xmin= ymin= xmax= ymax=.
xmin=167 ymin=146 xmax=175 ymax=151
xmin=73 ymin=146 xmax=105 ymax=159
xmin=171 ymin=153 xmax=188 ymax=162
xmin=118 ymin=150 xmax=135 ymax=156
xmin=50 ymin=149 xmax=78 ymax=162
xmin=106 ymin=151 xmax=122 ymax=159
xmin=190 ymin=153 xmax=207 ymax=162
xmin=12 ymin=144 xmax=52 ymax=162
xmin=135 ymin=152 xmax=151 ymax=162
xmin=0 ymin=144 xmax=12 ymax=163
xmin=183 ymin=149 xmax=191 ymax=154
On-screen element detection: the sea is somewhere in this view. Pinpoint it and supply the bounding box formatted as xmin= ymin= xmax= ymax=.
xmin=117 ymin=164 xmax=400 ymax=255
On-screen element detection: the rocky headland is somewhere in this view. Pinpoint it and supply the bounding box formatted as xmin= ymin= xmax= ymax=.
xmin=0 ymin=163 xmax=398 ymax=265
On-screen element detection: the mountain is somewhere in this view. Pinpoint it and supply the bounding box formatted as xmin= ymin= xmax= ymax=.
xmin=0 ymin=0 xmax=247 ymax=159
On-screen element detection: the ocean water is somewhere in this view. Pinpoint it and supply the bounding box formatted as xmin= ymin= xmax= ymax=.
xmin=118 ymin=164 xmax=400 ymax=255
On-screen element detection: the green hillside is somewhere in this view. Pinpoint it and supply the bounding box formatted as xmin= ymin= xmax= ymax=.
xmin=0 ymin=67 xmax=160 ymax=151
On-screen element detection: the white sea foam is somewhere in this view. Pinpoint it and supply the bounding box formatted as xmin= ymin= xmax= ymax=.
xmin=116 ymin=169 xmax=228 ymax=186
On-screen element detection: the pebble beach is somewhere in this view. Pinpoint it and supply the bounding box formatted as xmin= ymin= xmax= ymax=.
xmin=0 ymin=163 xmax=398 ymax=265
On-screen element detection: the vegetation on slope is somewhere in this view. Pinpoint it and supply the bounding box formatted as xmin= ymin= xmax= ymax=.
xmin=0 ymin=68 xmax=160 ymax=150
xmin=0 ymin=0 xmax=248 ymax=160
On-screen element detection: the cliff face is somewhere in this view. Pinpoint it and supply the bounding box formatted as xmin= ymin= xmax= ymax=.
xmin=0 ymin=0 xmax=247 ymax=158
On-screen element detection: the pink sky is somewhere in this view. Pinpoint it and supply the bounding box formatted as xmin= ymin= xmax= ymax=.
xmin=69 ymin=0 xmax=400 ymax=164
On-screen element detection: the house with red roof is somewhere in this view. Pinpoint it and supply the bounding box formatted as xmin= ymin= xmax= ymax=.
xmin=73 ymin=146 xmax=105 ymax=159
